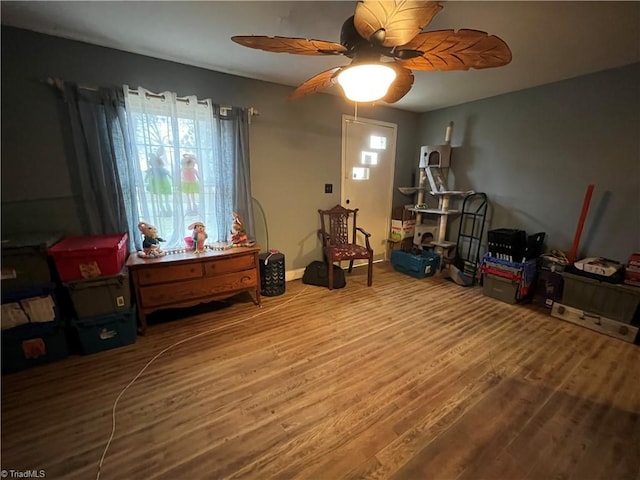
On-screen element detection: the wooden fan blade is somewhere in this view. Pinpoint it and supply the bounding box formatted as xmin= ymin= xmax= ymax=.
xmin=382 ymin=64 xmax=414 ymax=103
xmin=354 ymin=1 xmax=442 ymax=47
xmin=231 ymin=36 xmax=347 ymax=55
xmin=397 ymin=29 xmax=512 ymax=71
xmin=288 ymin=67 xmax=344 ymax=100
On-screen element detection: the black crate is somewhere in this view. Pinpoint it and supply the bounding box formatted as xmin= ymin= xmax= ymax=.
xmin=488 ymin=228 xmax=526 ymax=262
xmin=526 ymin=232 xmax=546 ymax=259
xmin=259 ymin=252 xmax=285 ymax=297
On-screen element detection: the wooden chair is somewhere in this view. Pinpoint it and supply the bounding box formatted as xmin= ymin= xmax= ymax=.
xmin=318 ymin=204 xmax=374 ymax=290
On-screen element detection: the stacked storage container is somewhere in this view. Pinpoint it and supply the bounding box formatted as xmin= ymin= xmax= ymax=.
xmin=48 ymin=234 xmax=137 ymax=354
xmin=481 ymin=255 xmax=538 ymax=304
xmin=1 ymin=234 xmax=68 ymax=373
xmin=551 ymin=270 xmax=640 ymax=343
xmin=481 ymin=229 xmax=545 ymax=304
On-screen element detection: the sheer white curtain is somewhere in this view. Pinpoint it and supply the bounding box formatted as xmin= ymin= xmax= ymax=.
xmin=123 ymin=86 xmax=252 ymax=250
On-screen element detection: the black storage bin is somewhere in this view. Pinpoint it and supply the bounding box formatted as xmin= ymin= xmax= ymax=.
xmin=525 ymin=232 xmax=546 ymax=259
xmin=1 ymin=283 xmax=61 ymax=330
xmin=1 ymin=233 xmax=62 ymax=292
xmin=259 ymin=252 xmax=285 ymax=297
xmin=488 ymin=228 xmax=526 ymax=262
xmin=2 ymin=322 xmax=68 ymax=374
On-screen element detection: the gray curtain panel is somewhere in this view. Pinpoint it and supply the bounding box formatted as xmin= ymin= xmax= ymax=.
xmin=61 ymin=83 xmax=139 ymax=249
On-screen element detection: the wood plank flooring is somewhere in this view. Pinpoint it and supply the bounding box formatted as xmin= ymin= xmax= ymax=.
xmin=2 ymin=262 xmax=639 ymax=480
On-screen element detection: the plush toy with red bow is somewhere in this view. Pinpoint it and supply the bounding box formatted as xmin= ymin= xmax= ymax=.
xmin=189 ymin=221 xmax=208 ymax=253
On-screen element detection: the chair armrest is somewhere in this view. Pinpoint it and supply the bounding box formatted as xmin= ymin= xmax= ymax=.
xmin=356 ymin=227 xmax=371 ymax=238
xmin=356 ymin=227 xmax=373 ymax=250
xmin=318 ymin=229 xmax=330 ymax=246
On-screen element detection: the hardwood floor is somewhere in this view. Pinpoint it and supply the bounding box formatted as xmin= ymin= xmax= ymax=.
xmin=2 ymin=262 xmax=639 ymax=480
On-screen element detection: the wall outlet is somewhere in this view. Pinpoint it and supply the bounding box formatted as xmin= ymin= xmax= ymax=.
xmin=324 ymin=183 xmax=333 ymax=194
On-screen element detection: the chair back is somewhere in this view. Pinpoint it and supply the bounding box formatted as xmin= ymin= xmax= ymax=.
xmin=319 ymin=204 xmax=358 ymax=246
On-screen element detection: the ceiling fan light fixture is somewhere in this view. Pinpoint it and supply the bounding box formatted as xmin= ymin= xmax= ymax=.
xmin=337 ymin=63 xmax=397 ymax=102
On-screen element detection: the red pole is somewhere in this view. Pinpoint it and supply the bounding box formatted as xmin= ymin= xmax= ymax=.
xmin=568 ymin=184 xmax=594 ymax=264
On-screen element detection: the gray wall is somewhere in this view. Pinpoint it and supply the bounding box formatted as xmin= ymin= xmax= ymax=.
xmin=1 ymin=26 xmax=419 ymax=271
xmin=3 ymin=26 xmax=637 ymax=270
xmin=417 ymin=63 xmax=640 ymax=263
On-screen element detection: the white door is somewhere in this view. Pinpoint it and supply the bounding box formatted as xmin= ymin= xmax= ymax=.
xmin=341 ymin=115 xmax=397 ymax=262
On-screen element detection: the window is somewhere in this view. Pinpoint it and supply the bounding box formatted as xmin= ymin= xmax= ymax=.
xmin=361 ymin=151 xmax=378 ymax=165
xmin=369 ymin=135 xmax=387 ymax=150
xmin=352 ymin=167 xmax=370 ymax=180
xmin=123 ymin=87 xmax=246 ymax=249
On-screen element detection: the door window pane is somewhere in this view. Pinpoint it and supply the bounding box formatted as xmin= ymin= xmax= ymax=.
xmin=370 ymin=135 xmax=387 ymax=149
xmin=361 ymin=151 xmax=378 ymax=165
xmin=352 ymin=167 xmax=370 ymax=180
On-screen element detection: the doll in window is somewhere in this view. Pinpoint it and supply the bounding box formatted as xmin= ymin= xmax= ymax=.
xmin=181 ymin=153 xmax=200 ymax=215
xmin=144 ymin=147 xmax=173 ymax=216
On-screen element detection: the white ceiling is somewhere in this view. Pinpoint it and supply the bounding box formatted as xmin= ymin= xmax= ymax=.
xmin=2 ymin=1 xmax=639 ymax=112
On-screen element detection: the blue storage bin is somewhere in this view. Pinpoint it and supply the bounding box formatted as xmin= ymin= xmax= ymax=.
xmin=1 ymin=283 xmax=61 ymax=330
xmin=391 ymin=250 xmax=440 ymax=279
xmin=2 ymin=322 xmax=68 ymax=374
xmin=71 ymin=306 xmax=137 ymax=355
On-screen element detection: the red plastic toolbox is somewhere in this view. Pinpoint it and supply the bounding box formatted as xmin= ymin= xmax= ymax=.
xmin=48 ymin=233 xmax=128 ymax=282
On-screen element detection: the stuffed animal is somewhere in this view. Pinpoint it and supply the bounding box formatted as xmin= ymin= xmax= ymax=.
xmin=137 ymin=221 xmax=166 ymax=258
xmin=188 ymin=221 xmax=208 ymax=253
xmin=181 ymin=153 xmax=200 ymax=215
xmin=230 ymin=212 xmax=248 ymax=245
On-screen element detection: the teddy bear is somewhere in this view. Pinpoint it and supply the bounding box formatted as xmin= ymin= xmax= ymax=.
xmin=137 ymin=221 xmax=166 ymax=258
xmin=188 ymin=221 xmax=208 ymax=253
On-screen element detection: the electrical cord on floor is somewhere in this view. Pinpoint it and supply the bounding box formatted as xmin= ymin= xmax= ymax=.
xmin=96 ymin=285 xmax=308 ymax=480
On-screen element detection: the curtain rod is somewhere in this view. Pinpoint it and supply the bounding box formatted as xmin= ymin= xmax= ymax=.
xmin=125 ymin=88 xmax=259 ymax=117
xmin=40 ymin=77 xmax=260 ymax=117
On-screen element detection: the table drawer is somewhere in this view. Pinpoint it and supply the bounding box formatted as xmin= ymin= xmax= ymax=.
xmin=140 ymin=269 xmax=258 ymax=307
xmin=137 ymin=263 xmax=203 ymax=286
xmin=203 ymin=254 xmax=255 ymax=276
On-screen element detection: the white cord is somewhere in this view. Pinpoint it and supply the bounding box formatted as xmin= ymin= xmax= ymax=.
xmin=96 ymin=286 xmax=307 ymax=480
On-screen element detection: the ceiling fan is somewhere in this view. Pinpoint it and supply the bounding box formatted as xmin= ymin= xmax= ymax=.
xmin=231 ymin=0 xmax=512 ymax=104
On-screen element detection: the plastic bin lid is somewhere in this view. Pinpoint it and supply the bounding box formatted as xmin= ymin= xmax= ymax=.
xmin=1 ymin=233 xmax=63 ymax=250
xmin=64 ymin=266 xmax=129 ymax=288
xmin=48 ymin=233 xmax=128 ymax=253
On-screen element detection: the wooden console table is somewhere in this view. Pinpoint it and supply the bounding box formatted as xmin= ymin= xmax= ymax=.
xmin=126 ymin=246 xmax=261 ymax=334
